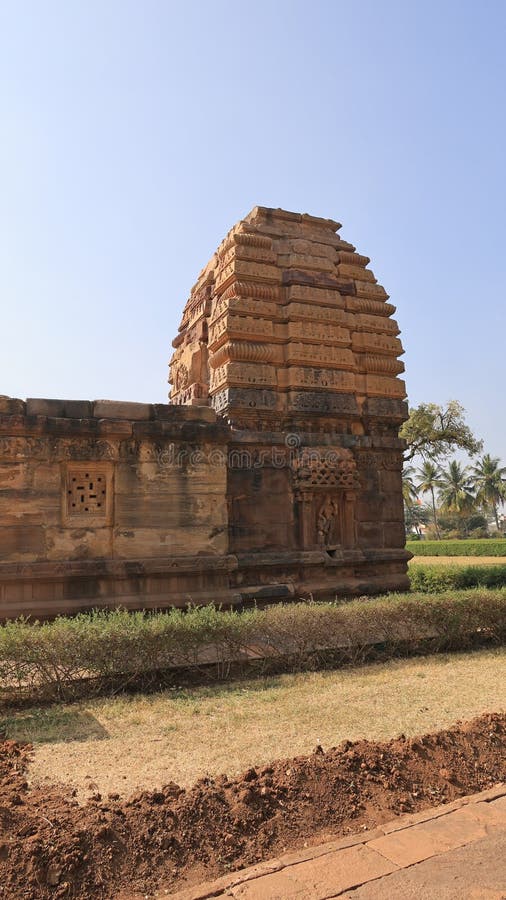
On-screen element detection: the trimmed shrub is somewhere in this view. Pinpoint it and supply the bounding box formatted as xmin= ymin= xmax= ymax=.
xmin=407 ymin=539 xmax=506 ymax=557
xmin=1 ymin=590 xmax=506 ymax=705
xmin=409 ymin=564 xmax=506 ymax=593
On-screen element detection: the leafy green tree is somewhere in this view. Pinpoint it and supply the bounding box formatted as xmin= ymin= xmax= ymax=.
xmin=438 ymin=460 xmax=475 ymax=516
xmin=404 ymin=502 xmax=430 ymax=537
xmin=470 ymin=454 xmax=506 ymax=530
xmin=417 ymin=461 xmax=443 ymax=539
xmin=401 ymin=401 xmax=482 ymax=462
xmin=436 ymin=510 xmax=488 ymax=539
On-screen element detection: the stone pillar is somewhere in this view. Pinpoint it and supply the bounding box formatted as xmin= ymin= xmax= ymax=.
xmin=296 ymin=490 xmax=315 ymax=550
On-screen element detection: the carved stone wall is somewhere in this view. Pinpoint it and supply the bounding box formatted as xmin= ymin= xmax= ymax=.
xmin=0 ymin=398 xmax=234 ymax=618
xmin=0 ymin=207 xmax=410 ymax=618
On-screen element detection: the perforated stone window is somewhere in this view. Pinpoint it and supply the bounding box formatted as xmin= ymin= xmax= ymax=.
xmin=67 ymin=471 xmax=107 ymax=515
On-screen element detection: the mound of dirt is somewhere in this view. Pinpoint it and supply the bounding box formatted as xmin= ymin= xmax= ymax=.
xmin=0 ymin=713 xmax=505 ymax=899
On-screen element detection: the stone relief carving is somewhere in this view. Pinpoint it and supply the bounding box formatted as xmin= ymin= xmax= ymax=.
xmin=0 ymin=436 xmax=117 ymax=461
xmin=356 ymin=450 xmax=401 ymax=471
xmin=289 ymin=392 xmax=358 ymax=415
xmin=173 ymin=363 xmax=189 ymax=392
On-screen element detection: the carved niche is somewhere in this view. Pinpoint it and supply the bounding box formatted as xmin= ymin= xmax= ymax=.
xmin=291 ymin=447 xmax=359 ymax=551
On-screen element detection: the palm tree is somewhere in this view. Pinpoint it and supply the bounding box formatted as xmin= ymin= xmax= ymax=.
xmin=417 ymin=461 xmax=443 ymax=538
xmin=402 ymin=465 xmax=419 ymax=507
xmin=438 ymin=460 xmax=475 ymax=516
xmin=402 ymin=465 xmax=423 ymax=536
xmin=471 ymin=454 xmax=506 ymax=530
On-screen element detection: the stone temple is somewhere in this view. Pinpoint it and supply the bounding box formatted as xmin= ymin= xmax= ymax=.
xmin=0 ymin=207 xmax=410 ymax=619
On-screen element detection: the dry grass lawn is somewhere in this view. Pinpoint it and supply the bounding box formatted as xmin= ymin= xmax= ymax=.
xmin=408 ymin=556 xmax=505 ymax=566
xmin=3 ymin=648 xmax=505 ymax=801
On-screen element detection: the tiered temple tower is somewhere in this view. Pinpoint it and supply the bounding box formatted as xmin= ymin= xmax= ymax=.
xmin=169 ymin=207 xmax=409 ymax=591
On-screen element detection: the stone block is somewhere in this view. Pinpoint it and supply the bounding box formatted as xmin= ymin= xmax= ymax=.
xmin=31 ymin=581 xmax=63 ymax=603
xmin=355 ymin=313 xmax=400 ymax=335
xmin=463 ymin=798 xmax=506 ymax=825
xmin=215 ymin=259 xmax=282 ymax=291
xmin=113 ymin=524 xmax=227 ymax=558
xmin=284 ymin=344 xmax=355 ymax=370
xmin=0 ymin=463 xmax=30 ymax=490
xmin=45 ymin=526 xmax=113 ymax=561
xmin=379 ymin=493 xmax=404 ymax=521
xmin=26 ymin=397 xmax=93 ymax=419
xmin=354 ymin=280 xmax=389 ymax=300
xmin=287 ymin=391 xmax=358 ymax=415
xmin=236 ymin=583 xmax=294 ymax=601
xmin=286 ymin=283 xmax=344 ymax=306
xmin=0 ymin=489 xmax=60 ymax=526
xmin=62 ymin=400 xmax=93 ymax=418
xmin=383 ymin=522 xmax=406 ymax=548
xmin=357 ymin=523 xmax=383 ymax=548
xmin=26 ymin=399 xmax=94 ymax=419
xmin=150 ymin=403 xmax=174 ymax=419
xmin=356 ymin=495 xmax=385 ymax=521
xmin=228 ymin=843 xmax=397 ymax=897
xmin=282 ymin=268 xmax=350 ymax=292
xmin=365 ymin=397 xmax=409 ymax=420
xmin=278 ymin=251 xmax=335 ymax=273
xmin=337 ymin=262 xmax=377 ymax=282
xmin=351 ymin=332 xmax=403 ymax=355
xmin=93 ymin=400 xmax=152 ymax=420
xmin=26 ymin=398 xmax=65 ymax=417
xmin=212 ymin=388 xmax=280 ymax=414
xmin=0 ymin=396 xmax=26 ymax=415
xmin=209 ymin=314 xmax=276 ymax=349
xmin=114 ymin=489 xmax=226 ymax=530
xmin=288 ymin=319 xmax=350 ymax=347
xmin=0 ymin=526 xmax=45 ymax=558
xmin=379 ymin=470 xmax=402 ymax=493
xmin=294 ymin=306 xmax=346 ymax=331
xmin=367 ymin=806 xmax=493 ymax=868
xmin=220 ymin=242 xmax=276 ymax=266
xmin=210 ymin=362 xmax=277 ymax=392
xmin=279 ymin=367 xmax=355 ymax=393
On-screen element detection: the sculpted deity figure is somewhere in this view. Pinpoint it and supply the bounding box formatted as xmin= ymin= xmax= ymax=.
xmin=317 ymin=497 xmax=338 ymax=548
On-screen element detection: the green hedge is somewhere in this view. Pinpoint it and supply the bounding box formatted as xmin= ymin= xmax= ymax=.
xmin=409 ymin=564 xmax=506 ymax=592
xmin=407 ymin=539 xmax=506 ymax=557
xmin=1 ymin=590 xmax=506 ymax=705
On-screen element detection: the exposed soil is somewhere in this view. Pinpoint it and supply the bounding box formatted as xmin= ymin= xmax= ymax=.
xmin=22 ymin=651 xmax=506 ymax=801
xmin=0 ymin=713 xmax=505 ymax=899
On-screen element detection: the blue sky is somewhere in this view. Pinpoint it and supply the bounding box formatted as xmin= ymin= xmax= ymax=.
xmin=1 ymin=0 xmax=505 ymax=459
